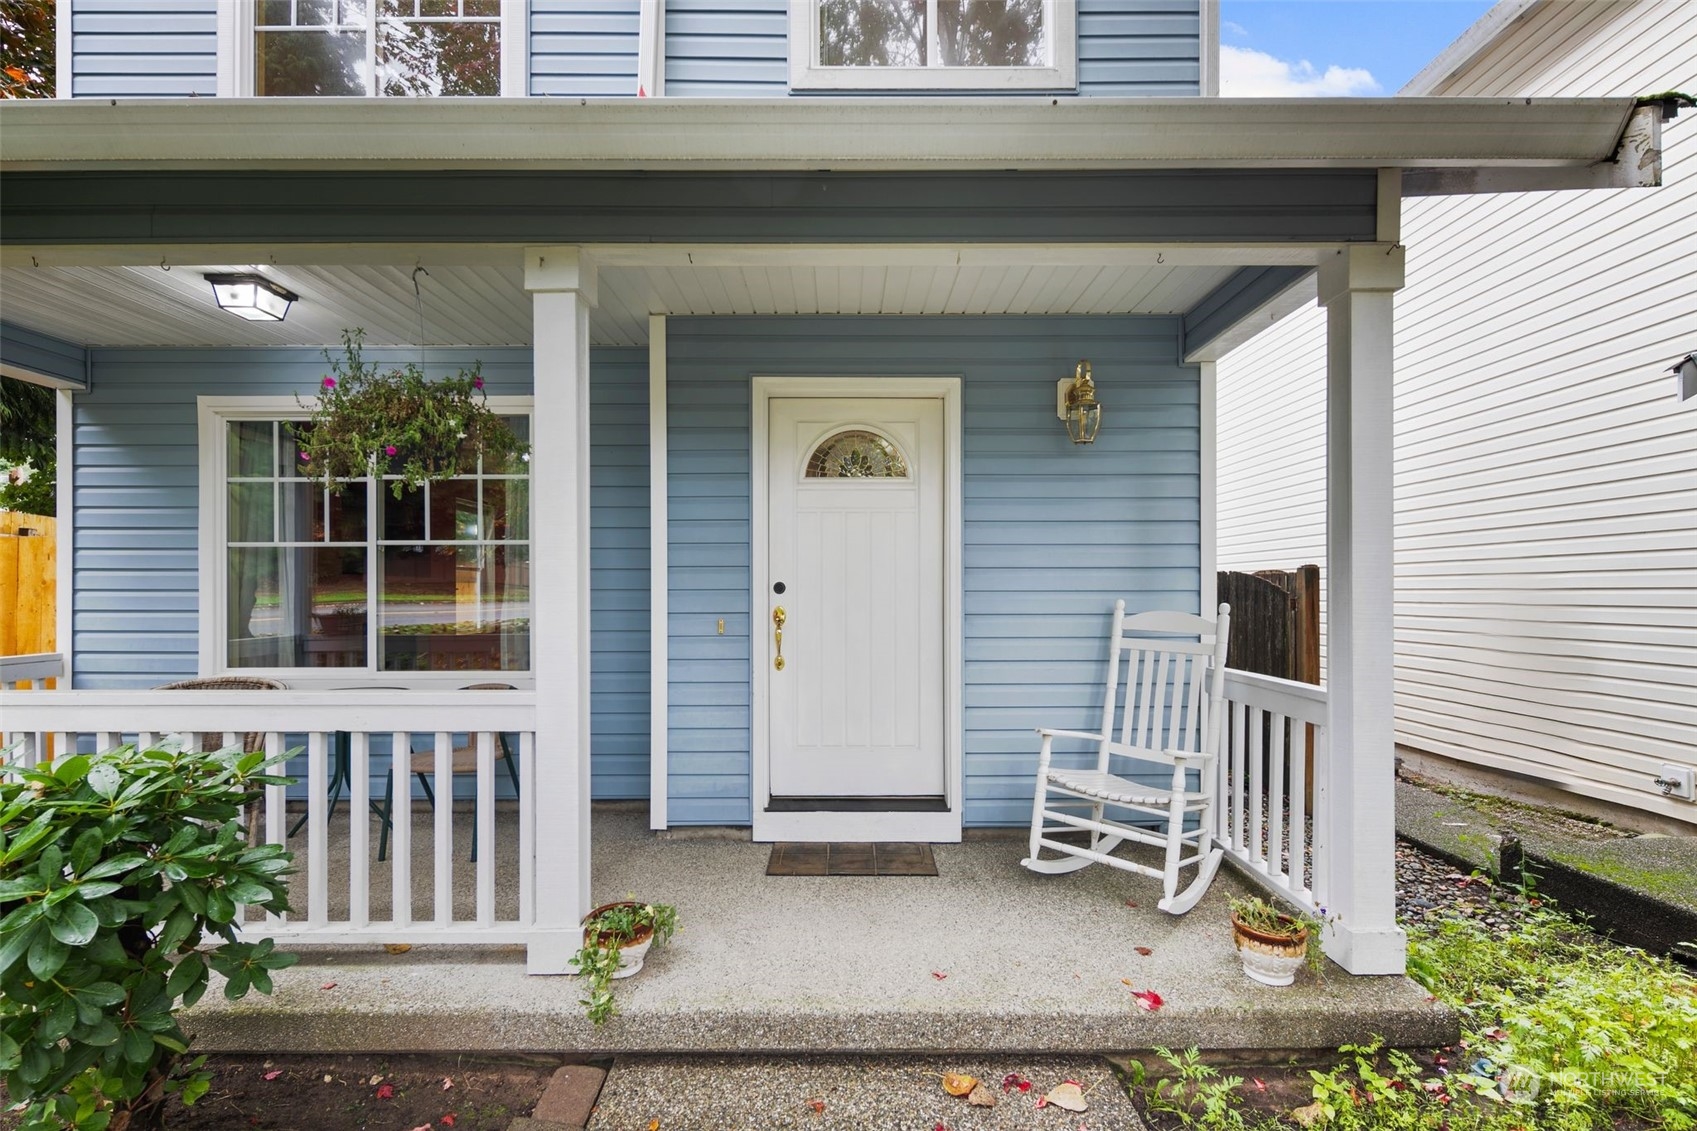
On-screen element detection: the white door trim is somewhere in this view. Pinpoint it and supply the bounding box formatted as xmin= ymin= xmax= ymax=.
xmin=750 ymin=376 xmax=964 ymax=843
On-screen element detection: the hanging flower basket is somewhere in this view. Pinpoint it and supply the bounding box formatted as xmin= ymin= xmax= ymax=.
xmin=293 ymin=330 xmax=528 ymax=497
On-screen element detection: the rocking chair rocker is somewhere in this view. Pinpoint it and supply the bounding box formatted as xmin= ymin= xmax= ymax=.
xmin=1020 ymin=601 xmax=1231 ymax=914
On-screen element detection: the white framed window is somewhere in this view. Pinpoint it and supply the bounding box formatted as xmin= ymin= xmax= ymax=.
xmin=197 ymin=396 xmax=533 ymax=687
xmin=789 ymin=0 xmax=1075 ymax=92
xmin=218 ymin=0 xmax=527 ymax=97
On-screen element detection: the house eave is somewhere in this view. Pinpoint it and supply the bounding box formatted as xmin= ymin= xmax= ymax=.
xmin=0 ymin=96 xmax=1648 ymax=178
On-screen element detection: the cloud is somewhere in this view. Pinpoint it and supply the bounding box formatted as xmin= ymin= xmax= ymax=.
xmin=1221 ymin=19 xmax=1248 ymax=37
xmin=1219 ymin=44 xmax=1381 ymax=97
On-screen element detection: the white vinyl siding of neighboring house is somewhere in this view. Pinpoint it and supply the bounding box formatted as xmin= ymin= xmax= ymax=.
xmin=1215 ymin=0 xmax=1697 ymax=824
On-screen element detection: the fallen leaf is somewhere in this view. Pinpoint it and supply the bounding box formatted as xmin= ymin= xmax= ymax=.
xmin=1129 ymin=988 xmax=1164 ymax=1012
xmin=941 ymin=1072 xmax=977 ymax=1097
xmin=262 ymin=1070 xmax=283 ymax=1082
xmin=1252 ymin=1078 xmax=1267 ymax=1091
xmin=1123 ymin=900 xmax=1138 ymax=908
xmin=369 ymin=1075 xmax=384 ymax=1085
xmin=966 ymin=1083 xmax=997 ymax=1108
xmin=376 ymin=1083 xmax=395 ymax=1100
xmin=320 ymin=982 xmax=338 ymax=990
xmin=807 ymin=1098 xmax=825 ymax=1114
xmin=649 ymin=1120 xmax=660 ymax=1131
xmin=1291 ymin=1101 xmax=1326 ymax=1127
xmin=1044 ymin=1082 xmax=1088 ymax=1113
xmin=1133 ymin=946 xmax=1153 ymax=956
xmin=442 ymin=1115 xmax=456 ymax=1127
xmin=1001 ymin=1073 xmax=1032 ymax=1093
xmin=931 ymin=970 xmax=948 ymax=980
xmin=442 ymin=1077 xmax=454 ymax=1091
xmin=934 ymin=1124 xmax=948 ymax=1131
xmin=408 ymin=1125 xmax=433 ymax=1131
xmin=384 ymin=943 xmax=413 ymax=954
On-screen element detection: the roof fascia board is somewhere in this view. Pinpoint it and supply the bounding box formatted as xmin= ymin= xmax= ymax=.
xmin=1 ymin=243 xmax=1329 ymax=271
xmin=1405 ymin=103 xmax=1663 ymax=195
xmin=1400 ymin=0 xmax=1546 ymax=96
xmin=0 ymin=97 xmax=1641 ymax=174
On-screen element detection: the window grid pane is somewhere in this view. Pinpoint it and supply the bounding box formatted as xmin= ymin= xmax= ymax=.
xmin=225 ymin=416 xmax=530 ymax=673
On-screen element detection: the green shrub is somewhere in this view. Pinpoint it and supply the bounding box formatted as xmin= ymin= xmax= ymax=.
xmin=1409 ymin=909 xmax=1697 ymax=1130
xmin=0 ymin=742 xmax=296 ymax=1130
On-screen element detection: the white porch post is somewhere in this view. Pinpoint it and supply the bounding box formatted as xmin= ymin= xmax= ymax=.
xmin=1317 ymin=244 xmax=1407 ymax=975
xmin=523 ymin=247 xmax=597 ymax=974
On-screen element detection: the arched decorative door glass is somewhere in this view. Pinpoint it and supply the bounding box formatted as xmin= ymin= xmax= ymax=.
xmin=805 ymin=429 xmax=911 ymax=479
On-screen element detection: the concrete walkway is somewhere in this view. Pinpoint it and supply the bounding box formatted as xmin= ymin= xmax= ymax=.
xmin=1395 ymin=774 xmax=1697 ymax=962
xmin=191 ymin=807 xmax=1451 ymax=1055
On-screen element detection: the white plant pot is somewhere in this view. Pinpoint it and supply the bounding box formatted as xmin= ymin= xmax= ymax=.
xmin=1235 ymin=940 xmax=1306 ymax=986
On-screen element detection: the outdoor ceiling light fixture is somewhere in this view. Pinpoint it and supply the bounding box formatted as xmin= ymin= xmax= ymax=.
xmin=1057 ymin=359 xmax=1102 ymax=444
xmin=205 ymin=273 xmax=299 ymax=322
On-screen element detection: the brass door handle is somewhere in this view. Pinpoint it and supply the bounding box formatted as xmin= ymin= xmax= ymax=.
xmin=772 ymin=606 xmax=786 ymax=671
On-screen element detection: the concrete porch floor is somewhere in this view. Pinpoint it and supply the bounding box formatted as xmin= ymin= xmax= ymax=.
xmin=194 ymin=805 xmax=1454 ymax=1054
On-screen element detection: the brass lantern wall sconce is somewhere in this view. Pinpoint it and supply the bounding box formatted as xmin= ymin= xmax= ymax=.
xmin=1056 ymin=360 xmax=1102 ymax=444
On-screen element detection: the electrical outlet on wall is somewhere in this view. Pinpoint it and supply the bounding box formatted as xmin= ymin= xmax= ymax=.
xmin=1654 ymin=765 xmax=1695 ymax=801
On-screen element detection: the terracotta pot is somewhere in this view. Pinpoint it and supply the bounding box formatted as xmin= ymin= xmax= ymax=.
xmin=1229 ymin=910 xmax=1309 ymax=987
xmin=582 ymin=901 xmax=655 ymax=980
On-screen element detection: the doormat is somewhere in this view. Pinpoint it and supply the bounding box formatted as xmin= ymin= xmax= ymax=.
xmin=765 ymin=842 xmax=939 ymax=877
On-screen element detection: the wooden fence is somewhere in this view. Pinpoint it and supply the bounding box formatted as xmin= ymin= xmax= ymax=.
xmin=1218 ymin=565 xmax=1320 ymax=804
xmin=1 ymin=512 xmax=55 ymax=684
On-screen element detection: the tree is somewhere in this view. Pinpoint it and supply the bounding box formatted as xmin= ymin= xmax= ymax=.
xmin=0 ymin=0 xmax=55 ymax=99
xmin=0 ymin=376 xmax=56 ymax=516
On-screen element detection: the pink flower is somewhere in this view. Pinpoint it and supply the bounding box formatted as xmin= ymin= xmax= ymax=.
xmin=322 ymin=376 xmax=336 ymax=389
xmin=472 ymin=376 xmax=484 ymax=389
xmin=385 ymin=445 xmax=398 ymax=456
xmin=299 ymin=452 xmax=311 ymax=462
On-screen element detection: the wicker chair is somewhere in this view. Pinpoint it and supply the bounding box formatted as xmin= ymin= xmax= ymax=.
xmin=153 ymin=676 xmax=287 ymax=842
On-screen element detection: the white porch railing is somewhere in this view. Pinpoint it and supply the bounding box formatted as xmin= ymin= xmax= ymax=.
xmin=1 ymin=651 xmax=64 ymax=689
xmin=1216 ymin=668 xmax=1328 ymax=920
xmin=0 ymin=688 xmax=549 ymax=954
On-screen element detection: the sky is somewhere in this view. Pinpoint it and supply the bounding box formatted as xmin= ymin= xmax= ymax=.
xmin=1218 ymin=0 xmax=1499 ymax=96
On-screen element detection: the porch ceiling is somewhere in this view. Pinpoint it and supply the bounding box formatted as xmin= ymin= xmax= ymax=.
xmin=0 ymin=258 xmax=1245 ymax=349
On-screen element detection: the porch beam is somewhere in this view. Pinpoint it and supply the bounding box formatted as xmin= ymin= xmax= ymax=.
xmin=1317 ymin=243 xmax=1407 ymax=976
xmin=1 ymin=241 xmax=1328 ymax=272
xmin=524 ymin=246 xmax=597 ymax=974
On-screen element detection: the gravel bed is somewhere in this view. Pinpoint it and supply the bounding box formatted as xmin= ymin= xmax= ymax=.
xmin=1395 ymin=838 xmax=1537 ymax=934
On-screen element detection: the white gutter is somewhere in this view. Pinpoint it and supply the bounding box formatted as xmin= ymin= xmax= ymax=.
xmin=0 ymin=96 xmax=1645 ymax=174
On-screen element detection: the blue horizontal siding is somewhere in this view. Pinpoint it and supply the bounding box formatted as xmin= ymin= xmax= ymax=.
xmin=71 ymin=0 xmax=216 ymax=99
xmin=1078 ymin=0 xmax=1202 ymax=96
xmin=69 ymin=345 xmax=646 ymax=802
xmin=665 ymin=0 xmax=788 ymax=96
xmin=1 ymin=323 xmax=88 ymax=387
xmin=666 ymin=316 xmax=1200 ymax=827
xmin=531 ymin=0 xmax=640 ymax=98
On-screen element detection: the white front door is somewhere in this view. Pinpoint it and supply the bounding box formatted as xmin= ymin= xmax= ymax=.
xmin=766 ymin=397 xmax=946 ymax=799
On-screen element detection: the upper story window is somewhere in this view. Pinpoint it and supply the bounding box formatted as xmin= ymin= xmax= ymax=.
xmin=202 ymin=398 xmax=532 ymax=686
xmin=236 ymin=1 xmax=509 ymax=97
xmin=790 ymin=0 xmax=1076 ymax=91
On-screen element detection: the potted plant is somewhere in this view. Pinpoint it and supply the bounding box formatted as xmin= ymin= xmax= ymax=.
xmin=571 ymin=899 xmax=678 ymax=1025
xmin=1227 ymin=895 xmax=1323 ymax=986
xmin=293 ymin=329 xmax=528 ymax=498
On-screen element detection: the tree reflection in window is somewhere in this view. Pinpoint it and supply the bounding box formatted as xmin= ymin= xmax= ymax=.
xmin=805 ymin=430 xmax=910 ymax=479
xmin=819 ymin=0 xmax=1045 ymax=69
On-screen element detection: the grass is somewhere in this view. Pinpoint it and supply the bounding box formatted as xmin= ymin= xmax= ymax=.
xmin=1138 ymin=901 xmax=1697 ymax=1130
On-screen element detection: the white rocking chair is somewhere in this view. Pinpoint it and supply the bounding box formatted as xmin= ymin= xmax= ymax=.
xmin=1020 ymin=601 xmax=1231 ymax=915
